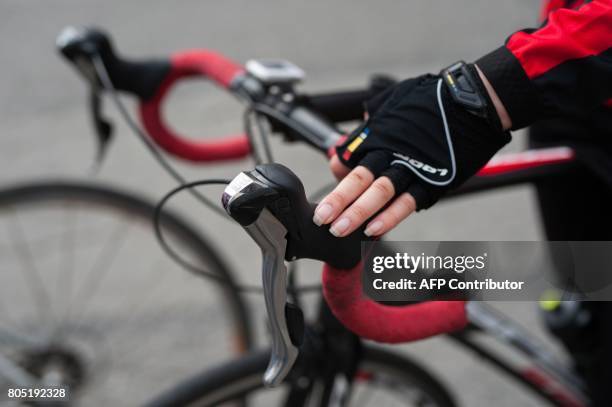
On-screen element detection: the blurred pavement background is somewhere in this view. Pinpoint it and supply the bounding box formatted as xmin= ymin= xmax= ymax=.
xmin=0 ymin=1 xmax=568 ymax=406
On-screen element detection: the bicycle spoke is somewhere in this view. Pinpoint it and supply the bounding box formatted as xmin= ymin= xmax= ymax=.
xmin=102 ymin=260 xmax=170 ymax=353
xmin=0 ymin=223 xmax=119 ymax=257
xmin=0 ymin=351 xmax=37 ymax=387
xmin=0 ymin=247 xmax=38 ymax=351
xmin=56 ymin=203 xmax=78 ymax=322
xmin=0 ymin=325 xmax=43 ymax=348
xmin=0 ymin=294 xmax=21 ymax=331
xmin=85 ymin=260 xmax=174 ymax=399
xmin=69 ymin=216 xmax=132 ymax=323
xmin=5 ymin=207 xmax=55 ymax=325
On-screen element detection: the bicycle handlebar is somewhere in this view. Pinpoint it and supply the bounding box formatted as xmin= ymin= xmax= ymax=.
xmin=322 ymin=263 xmax=467 ymax=343
xmin=57 ymin=26 xmax=251 ymax=162
xmin=222 ymin=163 xmax=468 ymax=386
xmin=57 ymin=26 xmax=371 ymax=163
xmin=138 ymin=50 xmax=251 ymax=161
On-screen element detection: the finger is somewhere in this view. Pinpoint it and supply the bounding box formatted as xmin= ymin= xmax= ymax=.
xmin=363 ymin=192 xmax=417 ymax=236
xmin=313 ymin=166 xmax=374 ymax=226
xmin=380 ymin=165 xmax=414 ymax=195
xmin=329 ymin=155 xmax=351 ymax=180
xmin=329 ymin=176 xmax=396 ymax=237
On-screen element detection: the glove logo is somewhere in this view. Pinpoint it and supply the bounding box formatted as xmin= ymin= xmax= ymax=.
xmin=391 ymin=152 xmax=448 ymax=178
xmin=387 ymin=79 xmax=457 ymax=187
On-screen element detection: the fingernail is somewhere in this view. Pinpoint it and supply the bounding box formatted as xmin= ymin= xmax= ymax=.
xmin=364 ymin=221 xmax=383 ymax=237
xmin=313 ymin=203 xmax=333 ymax=226
xmin=330 ymin=218 xmax=350 ymax=237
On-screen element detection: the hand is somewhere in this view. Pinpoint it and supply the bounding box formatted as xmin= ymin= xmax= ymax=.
xmin=313 ymin=68 xmax=511 ymax=237
xmin=320 ymin=156 xmax=418 ymax=237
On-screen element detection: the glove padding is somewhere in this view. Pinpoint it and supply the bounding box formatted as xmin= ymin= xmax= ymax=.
xmin=337 ymin=74 xmax=511 ymax=209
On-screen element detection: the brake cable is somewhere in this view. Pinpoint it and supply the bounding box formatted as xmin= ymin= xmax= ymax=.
xmin=153 ymin=179 xmax=263 ymax=293
xmin=90 ymin=53 xmax=227 ymax=218
xmin=91 ymin=52 xmax=322 ymax=294
xmin=153 ymin=179 xmax=322 ymax=294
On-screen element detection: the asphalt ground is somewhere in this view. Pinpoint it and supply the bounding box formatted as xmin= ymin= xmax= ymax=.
xmin=0 ymin=1 xmax=573 ymax=406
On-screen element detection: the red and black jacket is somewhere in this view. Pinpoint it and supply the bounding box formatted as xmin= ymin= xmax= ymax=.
xmin=476 ymin=0 xmax=611 ymax=130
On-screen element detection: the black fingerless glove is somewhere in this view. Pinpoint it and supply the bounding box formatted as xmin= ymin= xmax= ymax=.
xmin=336 ymin=67 xmax=511 ymax=209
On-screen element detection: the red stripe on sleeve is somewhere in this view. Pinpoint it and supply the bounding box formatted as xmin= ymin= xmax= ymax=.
xmin=509 ymin=0 xmax=612 ymax=79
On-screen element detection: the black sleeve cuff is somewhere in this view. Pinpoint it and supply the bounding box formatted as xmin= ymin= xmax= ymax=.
xmin=476 ymin=46 xmax=543 ymax=130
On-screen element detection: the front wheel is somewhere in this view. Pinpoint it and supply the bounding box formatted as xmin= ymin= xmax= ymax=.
xmin=0 ymin=180 xmax=253 ymax=405
xmin=148 ymin=346 xmax=457 ymax=407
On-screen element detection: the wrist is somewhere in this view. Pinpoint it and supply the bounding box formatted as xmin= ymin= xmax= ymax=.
xmin=475 ymin=64 xmax=512 ymax=131
xmin=476 ymin=46 xmax=543 ymax=130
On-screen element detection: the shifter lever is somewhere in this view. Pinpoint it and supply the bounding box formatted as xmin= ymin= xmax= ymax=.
xmin=222 ymin=171 xmax=300 ymax=387
xmin=223 ymin=163 xmax=363 ymax=386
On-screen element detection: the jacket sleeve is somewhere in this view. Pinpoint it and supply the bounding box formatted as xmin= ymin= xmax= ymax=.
xmin=476 ymin=0 xmax=612 ymax=130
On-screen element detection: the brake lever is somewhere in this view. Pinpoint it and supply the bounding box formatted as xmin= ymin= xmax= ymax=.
xmin=58 ymin=27 xmax=115 ymax=171
xmin=244 ymin=210 xmax=299 ymax=386
xmin=222 ymin=172 xmax=301 ymax=387
xmin=89 ymin=88 xmax=114 ymax=171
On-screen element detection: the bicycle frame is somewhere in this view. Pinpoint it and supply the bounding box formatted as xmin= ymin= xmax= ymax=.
xmin=452 ymin=305 xmax=586 ymax=407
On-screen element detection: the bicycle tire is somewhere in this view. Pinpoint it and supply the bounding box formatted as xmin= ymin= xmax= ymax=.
xmin=0 ymin=180 xmax=253 ymax=403
xmin=147 ymin=346 xmax=458 ymax=407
